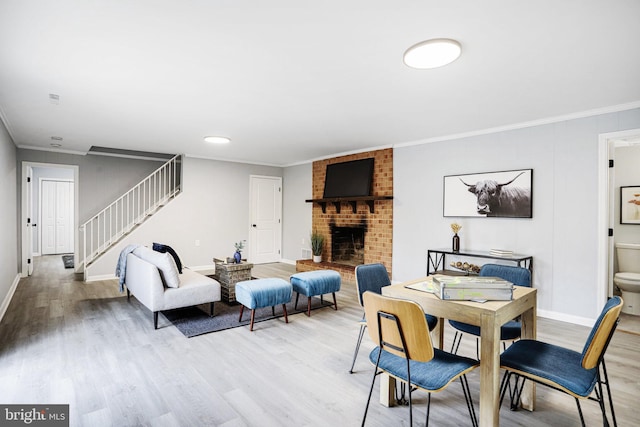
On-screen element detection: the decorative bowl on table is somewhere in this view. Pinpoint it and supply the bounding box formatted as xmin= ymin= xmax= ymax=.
xmin=450 ymin=261 xmax=481 ymax=275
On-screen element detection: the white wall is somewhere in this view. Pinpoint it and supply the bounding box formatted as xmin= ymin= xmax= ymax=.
xmin=0 ymin=119 xmax=19 ymax=320
xmin=393 ymin=108 xmax=640 ymax=322
xmin=282 ymin=163 xmax=312 ymax=262
xmin=86 ymin=156 xmax=283 ymax=278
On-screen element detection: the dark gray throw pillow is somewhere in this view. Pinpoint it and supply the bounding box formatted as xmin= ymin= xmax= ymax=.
xmin=152 ymin=242 xmax=183 ymax=274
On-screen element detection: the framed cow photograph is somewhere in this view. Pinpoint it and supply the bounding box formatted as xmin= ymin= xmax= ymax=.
xmin=443 ymin=169 xmax=533 ymax=218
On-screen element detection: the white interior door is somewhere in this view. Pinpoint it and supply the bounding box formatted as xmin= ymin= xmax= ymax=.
xmin=41 ymin=180 xmax=74 ymax=255
xmin=249 ymin=175 xmax=282 ymax=264
xmin=56 ymin=181 xmax=74 ymax=253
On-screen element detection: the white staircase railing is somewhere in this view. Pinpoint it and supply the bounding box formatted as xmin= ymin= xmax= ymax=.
xmin=80 ymin=154 xmax=182 ymax=270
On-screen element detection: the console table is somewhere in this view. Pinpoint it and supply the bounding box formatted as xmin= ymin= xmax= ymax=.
xmin=427 ymin=248 xmax=532 ymax=276
xmin=213 ymin=258 xmax=254 ymax=303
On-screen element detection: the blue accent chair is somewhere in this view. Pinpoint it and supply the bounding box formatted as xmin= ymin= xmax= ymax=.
xmin=499 ymin=296 xmax=622 ymax=426
xmin=349 ymin=263 xmax=438 ymax=374
xmin=236 ymin=278 xmax=292 ymax=331
xmin=361 ymin=292 xmax=479 ymax=427
xmin=449 ymin=264 xmax=531 ymax=358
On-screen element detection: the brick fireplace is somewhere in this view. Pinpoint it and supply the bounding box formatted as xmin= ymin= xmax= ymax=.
xmin=296 ymin=148 xmax=393 ymax=282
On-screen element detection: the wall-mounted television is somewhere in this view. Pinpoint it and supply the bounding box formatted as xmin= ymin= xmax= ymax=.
xmin=323 ymin=158 xmax=374 ymax=198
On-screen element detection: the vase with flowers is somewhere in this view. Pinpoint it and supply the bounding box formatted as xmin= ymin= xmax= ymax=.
xmin=233 ymin=241 xmax=245 ymax=264
xmin=450 ymin=223 xmax=462 ymax=253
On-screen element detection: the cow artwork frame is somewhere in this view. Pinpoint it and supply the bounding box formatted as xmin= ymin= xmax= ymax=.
xmin=620 ymin=186 xmax=640 ymax=224
xmin=443 ymin=169 xmax=533 ymax=218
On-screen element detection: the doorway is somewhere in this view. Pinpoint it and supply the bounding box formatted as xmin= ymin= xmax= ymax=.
xmin=598 ymin=129 xmax=640 ymax=312
xmin=21 ymin=162 xmax=78 ymax=277
xmin=40 ymin=179 xmax=74 ymax=255
xmin=248 ymin=175 xmax=282 ymax=264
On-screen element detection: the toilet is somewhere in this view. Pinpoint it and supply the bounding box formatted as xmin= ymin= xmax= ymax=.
xmin=614 ymin=243 xmax=640 ymax=316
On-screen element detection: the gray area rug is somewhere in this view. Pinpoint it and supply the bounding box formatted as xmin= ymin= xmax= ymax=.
xmin=61 ymin=254 xmax=74 ymax=269
xmin=164 ymin=296 xmax=333 ymax=337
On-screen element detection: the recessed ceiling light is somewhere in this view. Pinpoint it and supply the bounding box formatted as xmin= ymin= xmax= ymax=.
xmin=403 ymin=38 xmax=462 ymax=69
xmin=204 ymin=136 xmax=231 ymax=144
xmin=50 ymin=143 xmax=62 ymax=148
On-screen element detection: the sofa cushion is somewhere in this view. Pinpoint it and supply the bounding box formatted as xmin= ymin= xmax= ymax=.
xmin=153 ymin=242 xmax=183 ymax=274
xmin=133 ymin=246 xmax=181 ymax=288
xmin=163 ymin=269 xmax=221 ymax=311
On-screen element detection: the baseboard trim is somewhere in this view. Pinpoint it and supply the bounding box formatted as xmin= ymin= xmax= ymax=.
xmin=0 ymin=274 xmax=21 ymax=324
xmin=279 ymin=258 xmax=296 ymax=266
xmin=537 ymin=308 xmax=594 ymax=327
xmin=84 ymin=274 xmax=117 ymax=282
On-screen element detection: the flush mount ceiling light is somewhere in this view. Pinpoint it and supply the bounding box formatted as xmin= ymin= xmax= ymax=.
xmin=403 ymin=38 xmax=462 ymax=69
xmin=204 ymin=136 xmax=231 ymax=144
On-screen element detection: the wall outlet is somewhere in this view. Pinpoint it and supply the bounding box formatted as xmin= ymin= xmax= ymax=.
xmin=301 ymin=238 xmax=306 ymax=245
xmin=195 ymin=239 xmax=200 ymax=247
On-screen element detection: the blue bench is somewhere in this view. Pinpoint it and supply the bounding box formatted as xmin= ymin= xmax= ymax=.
xmin=236 ymin=278 xmax=292 ymax=331
xmin=290 ymin=270 xmax=341 ymax=316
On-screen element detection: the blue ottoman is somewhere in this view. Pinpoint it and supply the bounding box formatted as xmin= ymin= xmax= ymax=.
xmin=236 ymin=278 xmax=292 ymax=331
xmin=290 ymin=270 xmax=341 ymax=316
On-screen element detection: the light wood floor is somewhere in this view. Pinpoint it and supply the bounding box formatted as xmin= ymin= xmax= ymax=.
xmin=0 ymin=256 xmax=638 ymax=427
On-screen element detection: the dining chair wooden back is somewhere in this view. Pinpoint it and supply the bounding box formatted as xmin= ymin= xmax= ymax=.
xmin=500 ymin=296 xmax=623 ymax=427
xmin=361 ymin=292 xmax=479 ymax=427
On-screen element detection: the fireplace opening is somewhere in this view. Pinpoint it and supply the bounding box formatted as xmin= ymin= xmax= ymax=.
xmin=331 ymin=224 xmax=365 ymax=267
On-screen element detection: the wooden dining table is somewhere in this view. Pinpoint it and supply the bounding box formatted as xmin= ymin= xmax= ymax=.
xmin=381 ymin=278 xmax=537 ymax=427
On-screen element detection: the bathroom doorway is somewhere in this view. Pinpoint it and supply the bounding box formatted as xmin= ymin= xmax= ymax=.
xmin=600 ymin=129 xmax=640 ymax=332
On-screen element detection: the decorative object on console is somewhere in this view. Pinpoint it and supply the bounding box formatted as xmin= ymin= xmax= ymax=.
xmin=233 ymin=240 xmax=245 ymax=264
xmin=443 ymin=169 xmax=532 ymax=218
xmin=451 ymin=222 xmax=461 ymax=253
xmin=489 ymin=248 xmax=513 ymax=257
xmin=310 ymin=230 xmax=324 ymax=263
xmin=449 ymin=261 xmax=481 ymax=274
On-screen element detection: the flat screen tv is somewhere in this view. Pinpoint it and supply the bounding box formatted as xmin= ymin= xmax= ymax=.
xmin=323 ymin=158 xmax=374 ymax=198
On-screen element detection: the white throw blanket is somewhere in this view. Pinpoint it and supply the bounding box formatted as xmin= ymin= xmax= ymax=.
xmin=115 ymin=244 xmax=140 ymax=292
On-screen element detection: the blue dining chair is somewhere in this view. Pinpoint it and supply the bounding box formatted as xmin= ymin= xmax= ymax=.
xmin=449 ymin=264 xmax=531 ymax=359
xmin=499 ymin=296 xmax=622 ymax=426
xmin=361 ymin=292 xmax=479 ymax=427
xmin=349 ymin=263 xmax=438 ymax=374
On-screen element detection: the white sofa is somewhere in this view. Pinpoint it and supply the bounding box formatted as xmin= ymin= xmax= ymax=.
xmin=125 ymin=246 xmax=221 ymax=329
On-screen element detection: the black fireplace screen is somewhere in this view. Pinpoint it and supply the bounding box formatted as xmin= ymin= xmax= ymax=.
xmin=331 ymin=225 xmax=365 ymax=266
